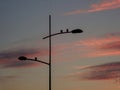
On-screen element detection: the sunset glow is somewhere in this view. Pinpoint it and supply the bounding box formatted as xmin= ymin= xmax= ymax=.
xmin=0 ymin=0 xmax=120 ymax=90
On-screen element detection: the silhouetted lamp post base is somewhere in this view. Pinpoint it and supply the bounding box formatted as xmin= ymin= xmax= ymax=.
xmin=18 ymin=15 xmax=83 ymax=90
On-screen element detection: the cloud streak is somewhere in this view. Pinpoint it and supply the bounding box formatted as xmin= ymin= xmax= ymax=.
xmin=64 ymin=0 xmax=120 ymax=15
xmin=1 ymin=32 xmax=120 ymax=68
xmin=76 ymin=33 xmax=120 ymax=58
xmin=69 ymin=62 xmax=120 ymax=82
xmin=0 ymin=47 xmax=48 ymax=68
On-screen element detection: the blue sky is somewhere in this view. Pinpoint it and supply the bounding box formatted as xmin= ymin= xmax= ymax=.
xmin=0 ymin=0 xmax=120 ymax=90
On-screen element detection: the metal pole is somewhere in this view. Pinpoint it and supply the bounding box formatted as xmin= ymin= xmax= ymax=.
xmin=49 ymin=15 xmax=51 ymax=90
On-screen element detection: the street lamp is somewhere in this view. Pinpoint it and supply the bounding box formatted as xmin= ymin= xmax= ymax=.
xmin=18 ymin=56 xmax=49 ymax=65
xmin=18 ymin=15 xmax=83 ymax=90
xmin=43 ymin=28 xmax=83 ymax=39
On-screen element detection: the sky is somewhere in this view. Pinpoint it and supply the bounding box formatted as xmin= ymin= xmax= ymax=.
xmin=0 ymin=0 xmax=120 ymax=90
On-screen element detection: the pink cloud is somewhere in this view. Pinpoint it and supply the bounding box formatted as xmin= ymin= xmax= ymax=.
xmin=1 ymin=32 xmax=120 ymax=68
xmin=64 ymin=0 xmax=120 ymax=15
xmin=86 ymin=50 xmax=120 ymax=58
xmin=0 ymin=43 xmax=74 ymax=68
xmin=0 ymin=47 xmax=48 ymax=68
xmin=68 ymin=62 xmax=120 ymax=83
xmin=76 ymin=33 xmax=120 ymax=58
xmin=48 ymin=32 xmax=120 ymax=59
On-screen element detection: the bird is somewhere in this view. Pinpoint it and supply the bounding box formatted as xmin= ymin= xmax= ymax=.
xmin=66 ymin=29 xmax=69 ymax=32
xmin=60 ymin=30 xmax=63 ymax=33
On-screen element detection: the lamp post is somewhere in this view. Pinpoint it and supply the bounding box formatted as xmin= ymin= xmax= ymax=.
xmin=18 ymin=15 xmax=83 ymax=90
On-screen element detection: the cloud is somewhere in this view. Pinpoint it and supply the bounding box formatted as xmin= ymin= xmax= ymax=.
xmin=76 ymin=33 xmax=120 ymax=58
xmin=44 ymin=32 xmax=120 ymax=59
xmin=1 ymin=32 xmax=120 ymax=68
xmin=64 ymin=0 xmax=120 ymax=15
xmin=0 ymin=41 xmax=79 ymax=68
xmin=0 ymin=47 xmax=48 ymax=68
xmin=100 ymin=41 xmax=120 ymax=50
xmin=69 ymin=62 xmax=120 ymax=82
xmin=2 ymin=61 xmax=40 ymax=68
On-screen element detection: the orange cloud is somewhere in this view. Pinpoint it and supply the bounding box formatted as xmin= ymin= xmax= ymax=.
xmin=64 ymin=0 xmax=120 ymax=15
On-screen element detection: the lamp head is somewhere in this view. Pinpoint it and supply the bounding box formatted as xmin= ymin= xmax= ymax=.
xmin=18 ymin=56 xmax=27 ymax=61
xmin=71 ymin=29 xmax=83 ymax=33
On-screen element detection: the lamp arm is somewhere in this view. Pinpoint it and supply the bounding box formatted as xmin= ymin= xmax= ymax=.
xmin=43 ymin=32 xmax=71 ymax=39
xmin=26 ymin=58 xmax=49 ymax=65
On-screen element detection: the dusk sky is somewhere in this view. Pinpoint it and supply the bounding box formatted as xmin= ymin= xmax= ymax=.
xmin=0 ymin=0 xmax=120 ymax=90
